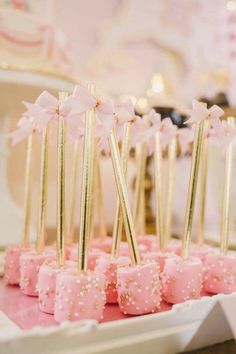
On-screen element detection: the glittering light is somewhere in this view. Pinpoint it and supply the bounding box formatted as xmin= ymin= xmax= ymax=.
xmin=227 ymin=0 xmax=236 ymax=11
xmin=151 ymin=73 xmax=165 ymax=93
xmin=137 ymin=97 xmax=148 ymax=109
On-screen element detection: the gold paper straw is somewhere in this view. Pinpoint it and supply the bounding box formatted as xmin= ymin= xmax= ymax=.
xmin=197 ymin=134 xmax=208 ymax=246
xmin=96 ymin=151 xmax=107 ymax=240
xmin=78 ymin=84 xmax=95 ymax=272
xmin=22 ymin=131 xmax=33 ymax=248
xmin=139 ymin=180 xmax=146 ymax=235
xmin=68 ymin=139 xmax=79 ymax=244
xmin=111 ymin=122 xmax=131 ymax=257
xmin=36 ymin=126 xmax=49 ymax=253
xmin=165 ymin=137 xmax=177 ymax=244
xmin=182 ymin=120 xmax=205 ymax=259
xmin=133 ymin=143 xmax=147 ymax=232
xmin=109 ymin=129 xmax=140 ymax=265
xmin=220 ymin=117 xmax=235 ymax=255
xmin=56 ymin=91 xmax=68 ymax=266
xmin=154 ymin=131 xmax=164 ymax=251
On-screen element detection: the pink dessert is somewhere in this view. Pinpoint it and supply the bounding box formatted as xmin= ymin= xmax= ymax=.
xmin=4 ymin=245 xmax=32 ymax=285
xmin=95 ymin=255 xmax=130 ymax=303
xmin=189 ymin=244 xmax=214 ymax=262
xmin=164 ymin=240 xmax=182 ymax=255
xmin=20 ymin=251 xmax=54 ymax=296
xmin=90 ymin=237 xmax=112 ymax=253
xmin=54 ymin=270 xmax=106 ymax=323
xmin=68 ymin=247 xmax=105 ymax=271
xmin=142 ymin=251 xmax=172 ymax=272
xmin=204 ymin=253 xmax=236 ymax=294
xmin=117 ymin=262 xmax=160 ymax=315
xmin=37 ymin=260 xmax=77 ymax=314
xmin=162 ymin=256 xmax=203 ymax=304
xmin=137 ymin=235 xmax=157 ymax=252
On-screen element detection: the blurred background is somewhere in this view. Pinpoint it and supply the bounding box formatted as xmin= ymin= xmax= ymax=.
xmin=0 ymin=0 xmax=236 ymax=247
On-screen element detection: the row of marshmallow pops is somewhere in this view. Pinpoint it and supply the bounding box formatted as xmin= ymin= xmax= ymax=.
xmin=4 ymin=84 xmax=236 ymax=322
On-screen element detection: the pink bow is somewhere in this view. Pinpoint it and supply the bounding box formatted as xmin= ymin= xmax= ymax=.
xmin=68 ymin=85 xmax=115 ymax=138
xmin=186 ymin=100 xmax=224 ymax=127
xmin=144 ymin=110 xmax=177 ymax=155
xmin=177 ymin=127 xmax=195 ymax=155
xmin=209 ymin=120 xmax=236 ymax=147
xmin=23 ymin=91 xmax=72 ymax=131
xmin=8 ymin=116 xmax=39 ymax=146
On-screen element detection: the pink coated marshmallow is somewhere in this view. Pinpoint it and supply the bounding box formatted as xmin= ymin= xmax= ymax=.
xmin=164 ymin=240 xmax=182 ymax=255
xmin=95 ymin=255 xmax=130 ymax=303
xmin=142 ymin=251 xmax=172 ymax=272
xmin=54 ymin=270 xmax=106 ymax=323
xmin=4 ymin=245 xmax=31 ymax=285
xmin=162 ymin=256 xmax=203 ymax=304
xmin=117 ymin=262 xmax=160 ymax=315
xmin=37 ymin=260 xmax=77 ymax=314
xmin=90 ymin=237 xmax=112 ymax=253
xmin=204 ymin=253 xmax=236 ymax=294
xmin=189 ymin=244 xmax=214 ymax=262
xmin=138 ymin=235 xmax=157 ymax=252
xmin=20 ymin=251 xmax=54 ymax=296
xmin=68 ymin=247 xmax=105 ymax=271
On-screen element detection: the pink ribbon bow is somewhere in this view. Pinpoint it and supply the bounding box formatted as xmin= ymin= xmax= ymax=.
xmin=144 ymin=110 xmax=177 ymax=155
xmin=23 ymin=91 xmax=72 ymax=131
xmin=209 ymin=120 xmax=236 ymax=147
xmin=186 ymin=100 xmax=224 ymax=127
xmin=68 ymin=85 xmax=115 ymax=138
xmin=8 ymin=116 xmax=39 ymax=146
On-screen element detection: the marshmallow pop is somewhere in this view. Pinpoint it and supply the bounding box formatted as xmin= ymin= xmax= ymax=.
xmin=54 ymin=84 xmax=106 ymax=323
xmin=4 ymin=118 xmax=35 ymax=285
xmin=161 ymin=101 xmax=217 ymax=303
xmin=204 ymin=117 xmax=236 ymax=294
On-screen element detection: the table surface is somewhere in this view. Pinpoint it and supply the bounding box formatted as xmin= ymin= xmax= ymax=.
xmin=186 ymin=340 xmax=236 ymax=353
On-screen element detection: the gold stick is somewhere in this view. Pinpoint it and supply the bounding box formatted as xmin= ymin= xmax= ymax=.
xmin=22 ymin=131 xmax=33 ymax=248
xmin=109 ymin=129 xmax=140 ymax=265
xmin=182 ymin=120 xmax=205 ymax=259
xmin=68 ymin=139 xmax=79 ymax=244
xmin=154 ymin=131 xmax=164 ymax=251
xmin=165 ymin=137 xmax=177 ymax=244
xmin=197 ymin=135 xmax=208 ymax=246
xmin=96 ymin=151 xmax=107 ymax=240
xmin=56 ymin=91 xmax=68 ymax=266
xmin=36 ymin=126 xmax=49 ymax=253
xmin=220 ymin=117 xmax=235 ymax=255
xmin=111 ymin=122 xmax=131 ymax=257
xmin=139 ymin=180 xmax=146 ymax=235
xmin=133 ymin=143 xmax=147 ymax=233
xmin=78 ymin=84 xmax=95 ymax=272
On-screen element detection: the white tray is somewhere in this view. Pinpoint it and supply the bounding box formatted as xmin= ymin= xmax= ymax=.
xmin=0 ymin=290 xmax=234 ymax=354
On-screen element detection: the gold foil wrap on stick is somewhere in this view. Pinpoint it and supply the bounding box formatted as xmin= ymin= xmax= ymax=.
xmin=154 ymin=131 xmax=164 ymax=252
xmin=36 ymin=125 xmax=49 ymax=253
xmin=78 ymin=84 xmax=95 ymax=272
xmin=111 ymin=122 xmax=131 ymax=257
xmin=56 ymin=91 xmax=68 ymax=266
xmin=139 ymin=180 xmax=146 ymax=236
xmin=220 ymin=117 xmax=235 ymax=255
xmin=165 ymin=137 xmax=177 ymax=244
xmin=22 ymin=130 xmax=33 ymax=248
xmin=68 ymin=139 xmax=79 ymax=244
xmin=95 ymin=150 xmax=107 ymax=240
xmin=109 ymin=129 xmax=140 ymax=265
xmin=197 ymin=133 xmax=208 ymax=246
xmin=133 ymin=142 xmax=147 ymax=235
xmin=182 ymin=120 xmax=205 ymax=259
